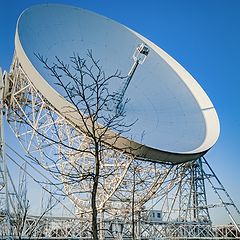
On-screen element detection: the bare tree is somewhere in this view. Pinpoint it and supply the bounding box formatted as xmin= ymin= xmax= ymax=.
xmin=33 ymin=50 xmax=134 ymax=240
xmin=13 ymin=165 xmax=29 ymax=239
xmin=4 ymin=155 xmax=61 ymax=240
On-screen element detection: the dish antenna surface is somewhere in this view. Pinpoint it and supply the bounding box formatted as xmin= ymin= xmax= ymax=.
xmin=14 ymin=4 xmax=219 ymax=163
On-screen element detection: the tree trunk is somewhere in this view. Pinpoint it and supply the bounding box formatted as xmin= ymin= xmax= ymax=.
xmin=92 ymin=143 xmax=100 ymax=240
xmin=132 ymin=165 xmax=136 ymax=239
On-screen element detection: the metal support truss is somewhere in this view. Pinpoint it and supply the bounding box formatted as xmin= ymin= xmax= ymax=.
xmin=1 ymin=137 xmax=240 ymax=239
xmin=202 ymin=156 xmax=240 ymax=232
xmin=0 ymin=214 xmax=239 ymax=239
xmin=0 ymin=67 xmax=13 ymax=239
xmin=136 ymin=157 xmax=240 ymax=239
xmin=3 ymin=141 xmax=240 ymax=239
xmin=0 ymin=56 xmax=239 ymax=239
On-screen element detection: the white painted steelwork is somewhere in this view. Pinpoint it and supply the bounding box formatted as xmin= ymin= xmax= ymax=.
xmin=1 ymin=214 xmax=240 ymax=239
xmin=15 ymin=4 xmax=220 ymax=163
xmin=2 ymin=145 xmax=240 ymax=239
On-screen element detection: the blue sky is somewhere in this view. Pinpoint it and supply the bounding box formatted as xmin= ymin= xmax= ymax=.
xmin=1 ymin=0 xmax=240 ymax=223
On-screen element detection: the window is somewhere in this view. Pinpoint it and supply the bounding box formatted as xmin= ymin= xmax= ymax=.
xmin=157 ymin=212 xmax=161 ymax=218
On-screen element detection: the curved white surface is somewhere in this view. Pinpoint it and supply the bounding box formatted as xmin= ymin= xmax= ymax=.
xmin=14 ymin=4 xmax=220 ymax=163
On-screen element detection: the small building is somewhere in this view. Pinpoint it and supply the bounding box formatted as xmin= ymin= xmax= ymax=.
xmin=147 ymin=210 xmax=162 ymax=223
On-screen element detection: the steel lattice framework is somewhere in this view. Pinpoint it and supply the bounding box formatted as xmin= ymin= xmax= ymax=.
xmin=1 ymin=214 xmax=240 ymax=239
xmin=0 ymin=56 xmax=239 ymax=239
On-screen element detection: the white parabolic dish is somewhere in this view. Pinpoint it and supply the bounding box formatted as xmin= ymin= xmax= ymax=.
xmin=15 ymin=4 xmax=220 ymax=163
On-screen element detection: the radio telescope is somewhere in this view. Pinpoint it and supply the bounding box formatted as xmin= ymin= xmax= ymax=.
xmin=1 ymin=3 xmax=239 ymax=239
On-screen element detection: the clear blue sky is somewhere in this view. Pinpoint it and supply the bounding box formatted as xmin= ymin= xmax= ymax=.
xmin=1 ymin=0 xmax=240 ymax=223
